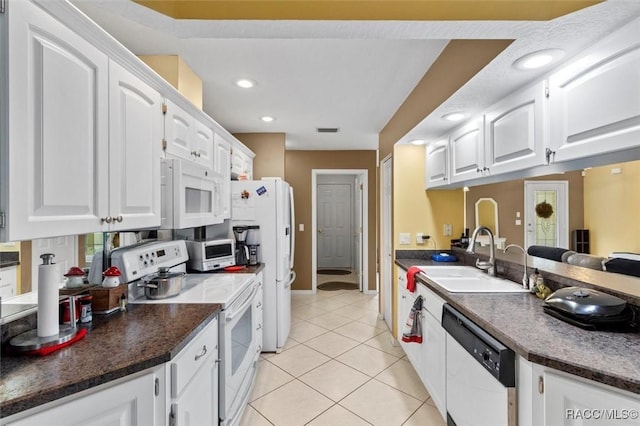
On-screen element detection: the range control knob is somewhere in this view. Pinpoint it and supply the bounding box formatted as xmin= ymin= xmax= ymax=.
xmin=482 ymin=350 xmax=491 ymax=362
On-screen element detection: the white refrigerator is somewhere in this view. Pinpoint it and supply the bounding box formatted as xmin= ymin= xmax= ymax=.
xmin=231 ymin=178 xmax=295 ymax=352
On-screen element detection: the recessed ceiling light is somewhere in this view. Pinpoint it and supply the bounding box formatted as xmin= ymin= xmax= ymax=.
xmin=261 ymin=116 xmax=275 ymax=122
xmin=236 ymin=79 xmax=255 ymax=88
xmin=442 ymin=112 xmax=466 ymax=122
xmin=409 ymin=139 xmax=426 ymax=145
xmin=513 ymin=49 xmax=565 ymax=70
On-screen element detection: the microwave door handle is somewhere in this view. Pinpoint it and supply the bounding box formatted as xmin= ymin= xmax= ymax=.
xmin=226 ymin=284 xmax=259 ymax=323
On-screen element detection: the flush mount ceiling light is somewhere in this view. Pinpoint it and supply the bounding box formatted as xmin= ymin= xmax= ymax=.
xmin=260 ymin=116 xmax=275 ymax=122
xmin=235 ymin=78 xmax=255 ymax=88
xmin=513 ymin=49 xmax=565 ymax=70
xmin=409 ymin=139 xmax=426 ymax=145
xmin=442 ymin=112 xmax=466 ymax=122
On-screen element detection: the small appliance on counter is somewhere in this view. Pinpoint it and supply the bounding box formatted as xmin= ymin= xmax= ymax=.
xmin=247 ymin=225 xmax=261 ymax=266
xmin=233 ymin=226 xmax=250 ymax=266
xmin=185 ymin=238 xmax=235 ymax=271
xmin=543 ymin=286 xmax=636 ymax=330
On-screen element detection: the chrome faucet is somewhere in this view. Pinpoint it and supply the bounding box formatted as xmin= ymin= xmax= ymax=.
xmin=466 ymin=226 xmax=496 ymax=276
xmin=504 ymin=244 xmax=528 ymax=289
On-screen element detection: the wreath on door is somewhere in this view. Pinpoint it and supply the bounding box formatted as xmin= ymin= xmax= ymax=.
xmin=535 ymin=201 xmax=554 ymax=219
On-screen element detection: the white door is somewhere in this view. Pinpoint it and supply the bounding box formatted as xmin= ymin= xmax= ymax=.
xmin=31 ymin=236 xmax=78 ymax=288
xmin=354 ymin=175 xmax=363 ymax=291
xmin=381 ymin=157 xmax=393 ymax=329
xmin=108 ymin=61 xmax=162 ymax=231
xmin=524 ymin=181 xmax=569 ymax=249
xmin=317 ymin=184 xmax=352 ymax=269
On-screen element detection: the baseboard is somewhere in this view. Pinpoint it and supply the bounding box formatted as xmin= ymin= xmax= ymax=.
xmin=292 ymin=290 xmax=315 ymax=295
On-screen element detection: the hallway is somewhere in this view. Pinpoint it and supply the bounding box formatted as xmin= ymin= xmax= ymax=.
xmin=240 ymin=289 xmax=445 ymax=426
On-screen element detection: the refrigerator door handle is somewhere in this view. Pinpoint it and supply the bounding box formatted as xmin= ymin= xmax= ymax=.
xmin=289 ymin=187 xmax=295 ymax=270
xmin=285 ymin=271 xmax=296 ymax=289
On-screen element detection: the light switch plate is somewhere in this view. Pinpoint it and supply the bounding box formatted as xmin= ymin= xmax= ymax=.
xmin=399 ymin=233 xmax=411 ymax=245
xmin=515 ymin=219 xmax=522 ymax=226
xmin=299 ymin=224 xmax=304 ymax=231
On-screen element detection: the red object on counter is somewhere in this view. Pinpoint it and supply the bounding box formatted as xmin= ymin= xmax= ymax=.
xmin=103 ymin=266 xmax=121 ymax=277
xmin=224 ymin=265 xmax=247 ymax=272
xmin=8 ymin=329 xmax=88 ymax=356
xmin=406 ymin=266 xmax=422 ymax=293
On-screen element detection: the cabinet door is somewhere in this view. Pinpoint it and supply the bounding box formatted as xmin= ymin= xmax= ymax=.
xmin=7 ymin=369 xmax=162 ymax=426
xmin=193 ymin=120 xmax=214 ymax=169
xmin=425 ymin=139 xmax=450 ymax=189
xmin=108 ymin=61 xmax=163 ymax=231
xmin=450 ymin=118 xmax=485 ymax=183
xmin=173 ymin=358 xmax=218 ymax=426
xmin=396 ymin=269 xmax=420 ymax=366
xmin=165 ymin=100 xmax=194 ymax=161
xmin=4 ymin=0 xmax=109 ymax=241
xmin=484 ymin=81 xmax=547 ymax=175
xmin=214 ymin=135 xmax=232 ymax=220
xmin=543 ymin=370 xmax=640 ymax=426
xmin=549 ymin=23 xmax=640 ymax=163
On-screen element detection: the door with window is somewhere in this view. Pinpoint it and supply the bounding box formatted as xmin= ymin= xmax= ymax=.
xmin=524 ymin=181 xmax=569 ymax=249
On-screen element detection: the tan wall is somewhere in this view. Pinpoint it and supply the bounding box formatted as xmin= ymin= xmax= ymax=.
xmin=234 ymin=133 xmax=286 ymax=179
xmin=465 ymin=171 xmax=585 ymax=248
xmin=285 ymin=150 xmax=377 ymax=292
xmin=138 ymin=55 xmax=203 ymax=109
xmin=584 ymin=161 xmax=640 ymax=256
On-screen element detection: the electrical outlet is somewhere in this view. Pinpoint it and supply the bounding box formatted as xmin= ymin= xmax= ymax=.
xmin=416 ymin=233 xmax=425 ymax=244
xmin=443 ymin=224 xmax=452 ymax=236
xmin=399 ymin=233 xmax=411 ymax=245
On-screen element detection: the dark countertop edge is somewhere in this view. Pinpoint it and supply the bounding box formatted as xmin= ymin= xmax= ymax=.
xmin=395 ymin=258 xmax=640 ymax=395
xmin=0 ymin=261 xmax=20 ymax=269
xmin=0 ymin=305 xmax=221 ymax=418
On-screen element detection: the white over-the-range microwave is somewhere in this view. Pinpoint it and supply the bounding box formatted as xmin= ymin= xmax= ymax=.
xmin=161 ymin=158 xmax=223 ymax=229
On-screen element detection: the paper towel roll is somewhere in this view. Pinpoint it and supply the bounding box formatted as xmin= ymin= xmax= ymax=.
xmin=38 ymin=263 xmax=60 ymax=337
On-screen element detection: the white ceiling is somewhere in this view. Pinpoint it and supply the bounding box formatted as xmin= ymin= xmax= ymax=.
xmin=73 ymin=0 xmax=640 ymax=150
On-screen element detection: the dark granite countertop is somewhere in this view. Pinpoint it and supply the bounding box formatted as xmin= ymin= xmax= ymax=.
xmin=0 ymin=302 xmax=222 ymax=418
xmin=396 ymin=257 xmax=640 ymax=394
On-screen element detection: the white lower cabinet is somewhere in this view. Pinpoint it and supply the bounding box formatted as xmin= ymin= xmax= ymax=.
xmin=396 ymin=267 xmax=446 ymax=421
xmin=169 ymin=317 xmax=219 ymax=426
xmin=5 ymin=368 xmax=165 ymax=426
xmin=518 ymin=357 xmax=640 ymax=426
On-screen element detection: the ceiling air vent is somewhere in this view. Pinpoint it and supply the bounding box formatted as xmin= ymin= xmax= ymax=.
xmin=316 ymin=127 xmax=340 ymax=133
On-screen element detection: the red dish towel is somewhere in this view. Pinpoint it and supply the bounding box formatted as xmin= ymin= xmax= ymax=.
xmin=406 ymin=266 xmax=422 ymax=293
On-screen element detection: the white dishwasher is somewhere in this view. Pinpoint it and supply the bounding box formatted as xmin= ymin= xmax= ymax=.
xmin=442 ymin=304 xmax=517 ymax=426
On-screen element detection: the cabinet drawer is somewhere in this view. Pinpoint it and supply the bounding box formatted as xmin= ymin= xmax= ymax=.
xmin=171 ymin=317 xmax=218 ymax=398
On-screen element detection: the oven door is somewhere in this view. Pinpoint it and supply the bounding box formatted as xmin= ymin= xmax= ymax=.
xmin=220 ymin=279 xmax=260 ymax=424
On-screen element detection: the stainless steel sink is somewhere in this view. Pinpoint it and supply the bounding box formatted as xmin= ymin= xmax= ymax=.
xmin=416 ymin=265 xmax=529 ymax=293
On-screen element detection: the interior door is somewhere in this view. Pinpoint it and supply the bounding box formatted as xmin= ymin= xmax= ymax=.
xmin=317 ymin=184 xmax=353 ymax=269
xmin=381 ymin=157 xmax=393 ymax=329
xmin=354 ymin=176 xmax=363 ymax=291
xmin=524 ymin=181 xmax=569 ymax=249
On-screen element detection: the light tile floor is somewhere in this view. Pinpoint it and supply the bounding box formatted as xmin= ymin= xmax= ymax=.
xmin=240 ymin=287 xmax=446 ymax=426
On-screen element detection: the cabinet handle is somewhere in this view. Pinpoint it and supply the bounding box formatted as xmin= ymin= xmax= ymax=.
xmin=483 ymin=167 xmax=490 ymax=175
xmin=194 ymin=345 xmax=208 ymax=361
xmin=256 ymin=302 xmax=262 ymax=308
xmin=256 ymin=345 xmax=262 ymax=354
xmin=154 ymin=378 xmax=160 ymax=397
xmin=115 ymin=215 xmax=123 ymax=223
xmin=476 ymin=167 xmax=482 ymax=173
xmin=256 ymin=324 xmax=262 ymax=330
xmin=101 ymin=217 xmax=113 ymax=224
xmin=538 ymin=375 xmax=544 ymax=394
xmin=545 ymin=148 xmax=556 ymax=165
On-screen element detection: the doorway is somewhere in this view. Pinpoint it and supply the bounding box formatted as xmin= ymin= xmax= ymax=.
xmin=312 ymin=170 xmax=369 ymax=294
xmin=524 ymin=181 xmax=569 ymax=249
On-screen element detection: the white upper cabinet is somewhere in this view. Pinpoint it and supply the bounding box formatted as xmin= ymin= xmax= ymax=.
xmin=213 ymin=134 xmax=232 ymax=220
xmin=484 ymin=80 xmax=548 ymax=175
xmin=2 ymin=0 xmax=109 ymax=241
xmin=164 ymin=100 xmax=214 ymax=169
xmin=230 ymin=143 xmax=254 ymax=180
xmin=450 ymin=117 xmax=485 ymax=183
xmin=108 ymin=61 xmax=163 ymax=231
xmin=425 ymin=138 xmax=450 ymax=189
xmin=548 ymin=20 xmax=640 ymax=163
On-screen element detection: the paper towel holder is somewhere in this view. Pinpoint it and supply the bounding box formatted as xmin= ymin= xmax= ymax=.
xmin=8 ymin=254 xmax=80 ymax=353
